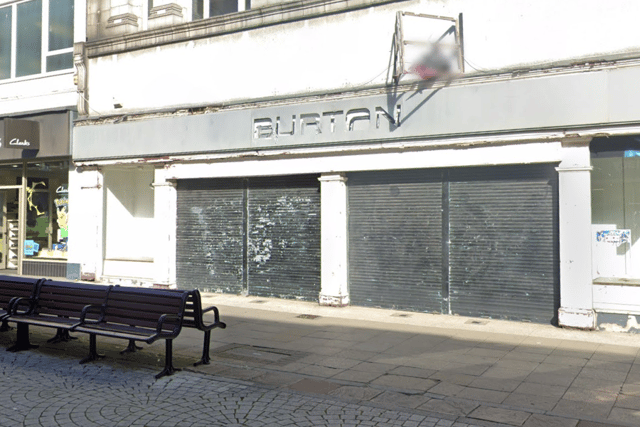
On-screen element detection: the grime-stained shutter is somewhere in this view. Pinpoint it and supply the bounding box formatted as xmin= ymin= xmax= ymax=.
xmin=246 ymin=175 xmax=321 ymax=300
xmin=347 ymin=169 xmax=444 ymax=312
xmin=176 ymin=178 xmax=244 ymax=293
xmin=176 ymin=175 xmax=321 ymax=300
xmin=448 ymin=164 xmax=559 ymax=323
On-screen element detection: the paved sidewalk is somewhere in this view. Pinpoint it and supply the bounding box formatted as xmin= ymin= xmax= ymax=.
xmin=0 ymin=343 xmax=490 ymax=427
xmin=1 ymin=292 xmax=639 ymax=426
xmin=179 ymin=293 xmax=640 ymax=427
xmin=0 ymin=327 xmax=487 ymax=427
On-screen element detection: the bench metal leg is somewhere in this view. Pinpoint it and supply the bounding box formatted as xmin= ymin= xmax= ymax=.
xmin=120 ymin=339 xmax=143 ymax=354
xmin=0 ymin=320 xmax=11 ymax=332
xmin=47 ymin=328 xmax=77 ymax=343
xmin=80 ymin=334 xmax=105 ymax=364
xmin=193 ymin=330 xmax=211 ymax=366
xmin=155 ymin=339 xmax=180 ymax=379
xmin=7 ymin=323 xmax=38 ymax=352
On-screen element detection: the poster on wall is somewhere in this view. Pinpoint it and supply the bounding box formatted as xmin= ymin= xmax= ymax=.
xmin=593 ymin=227 xmax=632 ymax=278
xmin=24 ymin=240 xmax=40 ymax=256
xmin=596 ymin=229 xmax=631 ymax=247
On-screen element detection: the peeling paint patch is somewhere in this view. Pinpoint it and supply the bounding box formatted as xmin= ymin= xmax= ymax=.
xmin=250 ymin=238 xmax=273 ymax=263
xmin=597 ymin=313 xmax=640 ymax=333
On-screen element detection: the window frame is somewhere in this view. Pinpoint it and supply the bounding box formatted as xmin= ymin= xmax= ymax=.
xmin=0 ymin=0 xmax=74 ymax=82
xmin=191 ymin=0 xmax=249 ymax=21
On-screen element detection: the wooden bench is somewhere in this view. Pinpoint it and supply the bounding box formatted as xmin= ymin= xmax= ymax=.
xmin=120 ymin=289 xmax=227 ymax=366
xmin=72 ymin=286 xmax=190 ymax=378
xmin=4 ymin=280 xmax=113 ymax=352
xmin=3 ymin=279 xmax=226 ymax=378
xmin=0 ymin=276 xmax=43 ymax=330
xmin=182 ymin=289 xmax=227 ymax=366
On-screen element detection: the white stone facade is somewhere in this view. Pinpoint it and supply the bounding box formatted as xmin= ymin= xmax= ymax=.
xmin=68 ymin=0 xmax=640 ymax=329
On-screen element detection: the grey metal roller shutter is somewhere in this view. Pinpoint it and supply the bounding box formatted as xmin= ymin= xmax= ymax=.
xmin=448 ymin=165 xmax=559 ymax=323
xmin=247 ymin=175 xmax=321 ymax=300
xmin=348 ymin=169 xmax=444 ymax=312
xmin=176 ymin=179 xmax=244 ymax=293
xmin=176 ymin=175 xmax=320 ymax=300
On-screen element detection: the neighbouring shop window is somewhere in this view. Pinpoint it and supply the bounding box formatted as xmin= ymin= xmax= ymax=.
xmin=0 ymin=164 xmax=22 ymax=269
xmin=0 ymin=0 xmax=74 ymax=80
xmin=0 ymin=8 xmax=11 ymax=80
xmin=24 ymin=161 xmax=70 ymax=260
xmin=192 ymin=0 xmax=248 ymax=20
xmin=591 ymin=137 xmax=640 ymax=278
xmin=104 ymin=166 xmax=154 ymax=261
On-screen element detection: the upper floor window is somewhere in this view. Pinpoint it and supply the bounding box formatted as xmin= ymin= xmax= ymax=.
xmin=191 ymin=0 xmax=250 ymax=20
xmin=0 ymin=0 xmax=74 ymax=81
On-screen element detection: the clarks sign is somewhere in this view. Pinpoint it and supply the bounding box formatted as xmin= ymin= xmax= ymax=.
xmin=253 ymin=104 xmax=402 ymax=140
xmin=2 ymin=118 xmax=40 ymax=150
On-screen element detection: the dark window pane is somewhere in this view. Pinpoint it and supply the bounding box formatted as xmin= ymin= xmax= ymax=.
xmin=46 ymin=52 xmax=72 ymax=72
xmin=209 ymin=0 xmax=237 ymax=16
xmin=17 ymin=0 xmax=42 ymax=78
xmin=0 ymin=7 xmax=11 ymax=80
xmin=49 ymin=0 xmax=73 ymax=51
xmin=193 ymin=0 xmax=203 ymax=19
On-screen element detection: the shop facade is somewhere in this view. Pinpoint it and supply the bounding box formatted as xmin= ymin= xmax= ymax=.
xmin=0 ymin=111 xmax=75 ymax=278
xmin=71 ymin=0 xmax=640 ymax=330
xmin=73 ymin=61 xmax=615 ymax=327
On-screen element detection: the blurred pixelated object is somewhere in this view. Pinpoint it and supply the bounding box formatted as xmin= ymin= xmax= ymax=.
xmin=393 ymin=11 xmax=464 ymax=84
xmin=407 ymin=44 xmax=455 ymax=79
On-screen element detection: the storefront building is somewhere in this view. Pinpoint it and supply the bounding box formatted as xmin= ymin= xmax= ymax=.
xmin=0 ymin=0 xmax=84 ymax=279
xmin=72 ymin=0 xmax=640 ymax=330
xmin=0 ymin=112 xmax=74 ymax=278
xmin=73 ymin=59 xmax=626 ymax=328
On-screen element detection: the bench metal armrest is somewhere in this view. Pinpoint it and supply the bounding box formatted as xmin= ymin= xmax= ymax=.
xmin=200 ymin=305 xmax=227 ymax=330
xmin=9 ymin=297 xmax=37 ymax=316
xmin=77 ymin=304 xmax=106 ymax=325
xmin=156 ymin=314 xmax=182 ymax=337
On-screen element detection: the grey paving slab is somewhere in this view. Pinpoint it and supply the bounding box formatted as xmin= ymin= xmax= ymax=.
xmin=331 ymin=368 xmax=384 ymax=383
xmin=371 ymin=391 xmax=432 ymax=410
xmin=429 ymin=372 xmax=477 ymax=386
xmin=371 ymin=374 xmax=439 ymax=392
xmin=428 ymin=382 xmax=466 ymax=397
xmin=467 ymin=406 xmax=531 ymax=425
xmin=570 ymin=375 xmax=624 ymax=393
xmin=503 ymin=392 xmax=562 ymax=411
xmin=329 ymin=386 xmax=384 ymax=401
xmin=552 ymin=399 xmax=615 ymax=420
xmin=514 ymin=382 xmax=568 ymax=398
xmin=468 ymin=376 xmax=522 ymax=393
xmin=576 ymin=421 xmax=627 ymax=427
xmin=620 ymin=383 xmax=640 ymax=396
xmin=522 ymin=414 xmax=578 ymax=427
xmin=501 ymin=351 xmax=548 ymax=363
xmin=390 ymin=366 xmax=438 ymax=379
xmin=456 ymin=387 xmax=509 ymax=404
xmin=607 ymin=407 xmax=640 ymax=426
xmin=417 ymin=399 xmax=479 ymax=418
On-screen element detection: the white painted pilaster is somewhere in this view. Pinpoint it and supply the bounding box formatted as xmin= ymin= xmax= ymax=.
xmin=153 ymin=167 xmax=177 ymax=287
xmin=557 ymin=138 xmax=595 ymax=329
xmin=318 ymin=173 xmax=349 ymax=306
xmin=68 ymin=166 xmax=105 ymax=281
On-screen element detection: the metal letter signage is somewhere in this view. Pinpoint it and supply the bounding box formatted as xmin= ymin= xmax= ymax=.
xmin=253 ymin=104 xmax=401 ymax=141
xmin=3 ymin=118 xmax=40 ymax=150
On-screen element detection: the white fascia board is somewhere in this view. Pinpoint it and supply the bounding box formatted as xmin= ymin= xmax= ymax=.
xmin=165 ymin=141 xmax=563 ymax=180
